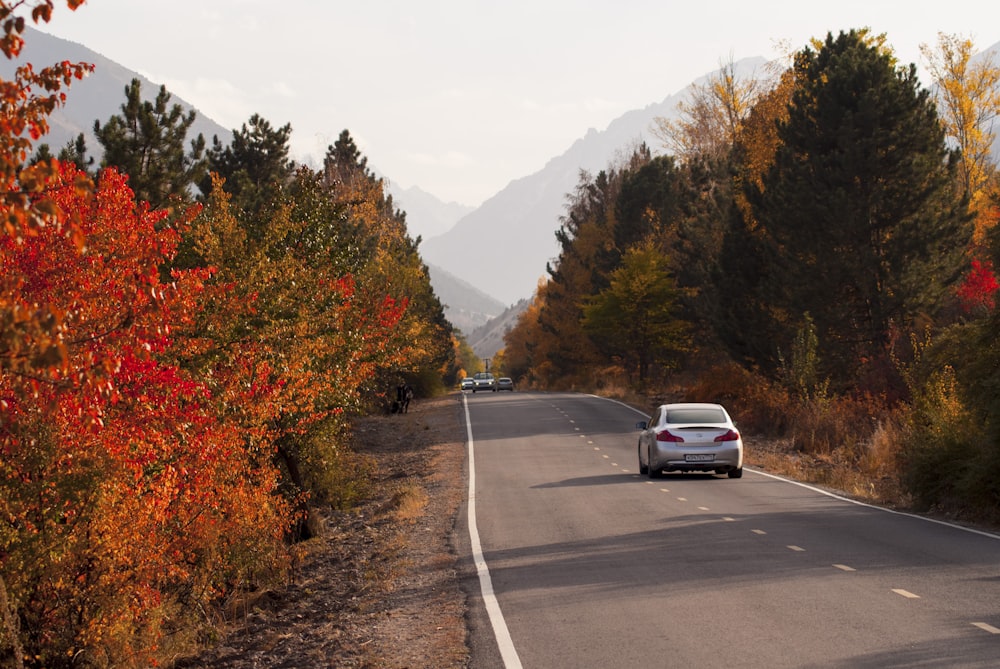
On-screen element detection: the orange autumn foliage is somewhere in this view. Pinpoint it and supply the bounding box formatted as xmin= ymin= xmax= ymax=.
xmin=1 ymin=164 xmax=293 ymax=666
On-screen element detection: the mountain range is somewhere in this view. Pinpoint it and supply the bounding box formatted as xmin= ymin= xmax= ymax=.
xmin=418 ymin=58 xmax=769 ymax=307
xmin=6 ymin=27 xmax=999 ymax=359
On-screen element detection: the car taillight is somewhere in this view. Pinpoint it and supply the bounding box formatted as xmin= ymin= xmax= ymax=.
xmin=714 ymin=429 xmax=740 ymax=442
xmin=656 ymin=430 xmax=684 ymax=442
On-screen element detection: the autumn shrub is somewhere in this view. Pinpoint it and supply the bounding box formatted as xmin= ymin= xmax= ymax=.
xmin=683 ymin=362 xmax=791 ymax=436
xmin=899 ymin=365 xmax=992 ymax=515
xmin=785 ymin=393 xmax=886 ymax=456
xmin=299 ymin=418 xmax=375 ymax=513
xmin=0 ymin=165 xmax=295 ymax=668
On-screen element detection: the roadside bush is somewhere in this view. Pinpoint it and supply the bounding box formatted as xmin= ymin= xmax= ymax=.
xmin=684 ymin=362 xmax=791 ymax=436
xmin=787 ymin=393 xmax=884 ymax=456
xmin=899 ymin=364 xmax=1000 ymax=519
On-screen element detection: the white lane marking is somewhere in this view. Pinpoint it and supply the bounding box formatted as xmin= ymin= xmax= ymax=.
xmin=752 ymin=529 xmax=767 ymax=535
xmin=972 ymin=622 xmax=1000 ymax=634
xmin=602 ymin=454 xmax=609 ymax=459
xmin=722 ymin=517 xmax=735 ymax=522
xmin=748 ymin=468 xmax=1000 ymax=541
xmin=659 ymin=488 xmax=670 ymax=493
xmin=677 ymin=497 xmax=688 ymax=502
xmin=697 ymin=506 xmax=710 ymax=511
xmin=833 ymin=564 xmax=856 ymax=572
xmin=788 ymin=545 xmax=806 ymax=552
xmin=463 ymin=395 xmax=523 ymax=669
xmin=892 ymin=589 xmax=920 ymax=599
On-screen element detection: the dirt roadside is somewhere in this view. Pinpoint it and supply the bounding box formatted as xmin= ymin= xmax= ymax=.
xmin=178 ymin=394 xmax=470 ymax=668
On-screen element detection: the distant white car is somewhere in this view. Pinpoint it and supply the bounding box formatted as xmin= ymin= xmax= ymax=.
xmin=636 ymin=403 xmax=743 ymax=478
xmin=460 ymin=377 xmax=474 ymax=391
xmin=496 ymin=377 xmax=514 ymax=391
xmin=472 ymin=372 xmax=496 ymax=392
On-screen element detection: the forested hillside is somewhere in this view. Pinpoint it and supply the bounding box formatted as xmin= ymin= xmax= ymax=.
xmin=503 ymin=30 xmax=1000 ymax=523
xmin=0 ymin=4 xmax=466 ymax=667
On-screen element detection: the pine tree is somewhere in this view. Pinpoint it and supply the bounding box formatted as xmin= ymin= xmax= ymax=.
xmin=202 ymin=113 xmax=295 ymax=215
xmin=94 ymin=78 xmax=207 ymax=209
xmin=752 ymin=29 xmax=970 ymax=388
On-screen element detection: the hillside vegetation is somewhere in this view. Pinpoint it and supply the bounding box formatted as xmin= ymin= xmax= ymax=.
xmin=0 ymin=4 xmax=471 ymax=667
xmin=502 ymin=30 xmax=1000 ymax=526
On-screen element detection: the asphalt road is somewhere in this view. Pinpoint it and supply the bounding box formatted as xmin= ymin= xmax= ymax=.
xmin=454 ymin=391 xmax=1000 ymax=669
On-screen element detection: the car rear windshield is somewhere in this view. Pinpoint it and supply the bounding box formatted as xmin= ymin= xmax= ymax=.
xmin=665 ymin=408 xmax=726 ymax=424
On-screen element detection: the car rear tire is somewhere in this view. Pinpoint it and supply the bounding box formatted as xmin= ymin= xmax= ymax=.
xmin=638 ymin=444 xmax=648 ymax=475
xmin=728 ymin=467 xmax=743 ymax=479
xmin=647 ymin=459 xmax=660 ymax=479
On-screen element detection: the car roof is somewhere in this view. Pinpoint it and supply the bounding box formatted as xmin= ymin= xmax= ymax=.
xmin=660 ymin=402 xmax=724 ymax=410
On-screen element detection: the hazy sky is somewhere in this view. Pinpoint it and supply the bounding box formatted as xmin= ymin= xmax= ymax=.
xmin=36 ymin=1 xmax=998 ymax=207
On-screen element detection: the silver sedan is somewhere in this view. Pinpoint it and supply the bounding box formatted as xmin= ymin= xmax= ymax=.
xmin=636 ymin=402 xmax=743 ymax=478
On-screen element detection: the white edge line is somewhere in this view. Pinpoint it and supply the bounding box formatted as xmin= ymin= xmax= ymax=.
xmin=464 ymin=394 xmax=523 ymax=669
xmin=748 ymin=467 xmax=1000 ymax=541
xmin=587 ymin=394 xmax=1000 ymax=542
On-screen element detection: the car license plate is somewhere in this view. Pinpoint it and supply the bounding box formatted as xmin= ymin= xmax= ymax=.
xmin=684 ymin=454 xmax=715 ymax=462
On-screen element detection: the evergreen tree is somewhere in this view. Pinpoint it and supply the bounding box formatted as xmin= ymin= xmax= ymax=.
xmin=202 ymin=113 xmax=295 ymax=215
xmin=57 ymin=132 xmax=93 ymax=173
xmin=323 ymin=129 xmax=374 ymax=189
xmin=613 ymin=153 xmax=681 ymax=263
xmin=752 ymin=29 xmax=970 ymax=388
xmin=94 ymin=78 xmax=207 ymax=209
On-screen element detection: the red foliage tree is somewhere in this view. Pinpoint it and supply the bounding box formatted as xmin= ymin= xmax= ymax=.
xmin=957 ymin=258 xmax=999 ymax=314
xmin=1 ymin=163 xmax=293 ymax=666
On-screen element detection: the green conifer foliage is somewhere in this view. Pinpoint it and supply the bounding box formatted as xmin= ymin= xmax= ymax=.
xmin=753 ymin=29 xmax=970 ymax=388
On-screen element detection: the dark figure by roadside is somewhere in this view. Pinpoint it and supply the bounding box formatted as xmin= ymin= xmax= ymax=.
xmin=394 ymin=383 xmax=413 ymax=414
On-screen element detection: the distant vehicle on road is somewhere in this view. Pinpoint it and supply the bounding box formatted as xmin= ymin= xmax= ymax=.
xmin=636 ymin=402 xmax=743 ymax=478
xmin=472 ymin=372 xmax=497 ymax=392
xmin=497 ymin=377 xmax=514 ymax=391
xmin=460 ymin=377 xmax=474 ymax=391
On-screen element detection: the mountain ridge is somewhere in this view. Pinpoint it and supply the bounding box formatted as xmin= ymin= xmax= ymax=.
xmin=419 ymin=57 xmax=770 ymax=305
xmin=0 ymin=26 xmax=232 ymax=161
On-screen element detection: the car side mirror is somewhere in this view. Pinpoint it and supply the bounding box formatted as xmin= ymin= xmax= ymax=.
xmin=636 ymin=421 xmax=647 ymax=430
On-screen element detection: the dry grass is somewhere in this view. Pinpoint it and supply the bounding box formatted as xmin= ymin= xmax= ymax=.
xmin=391 ymin=483 xmax=429 ymax=525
